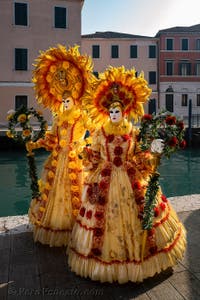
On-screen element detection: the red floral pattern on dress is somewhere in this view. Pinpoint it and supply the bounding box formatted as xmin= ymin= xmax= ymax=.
xmin=107 ymin=134 xmax=114 ymax=143
xmin=94 ymin=211 xmax=104 ymax=220
xmin=86 ymin=210 xmax=92 ymax=219
xmin=154 ymin=207 xmax=159 ymax=217
xmin=79 ymin=207 xmax=86 ymax=217
xmin=94 ymin=227 xmax=103 ymax=237
xmin=161 ymin=194 xmax=168 ymax=202
xmin=113 ymin=156 xmax=123 ymax=167
xmin=160 ymin=202 xmax=166 ymax=211
xmin=132 ymin=180 xmax=142 ymax=190
xmin=101 ymin=168 xmax=112 ymax=177
xmin=114 ymin=146 xmax=123 ymax=155
xmin=99 ymin=177 xmax=110 ymax=190
xmin=123 ymin=134 xmax=131 ymax=141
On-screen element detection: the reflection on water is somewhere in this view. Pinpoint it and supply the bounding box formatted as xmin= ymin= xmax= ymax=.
xmin=159 ymin=148 xmax=200 ymax=197
xmin=0 ymin=148 xmax=200 ymax=217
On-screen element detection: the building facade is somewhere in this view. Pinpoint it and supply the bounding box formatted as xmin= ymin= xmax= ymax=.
xmin=0 ymin=0 xmax=84 ymax=126
xmin=156 ymin=24 xmax=200 ymax=124
xmin=81 ymin=31 xmax=158 ymax=114
xmin=0 ymin=0 xmax=199 ymax=127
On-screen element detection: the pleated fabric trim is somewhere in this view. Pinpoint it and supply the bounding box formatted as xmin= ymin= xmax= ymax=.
xmin=33 ymin=225 xmax=71 ymax=247
xmin=68 ymin=225 xmax=186 ymax=283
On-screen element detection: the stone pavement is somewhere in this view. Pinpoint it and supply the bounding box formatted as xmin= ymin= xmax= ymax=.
xmin=0 ymin=195 xmax=200 ymax=300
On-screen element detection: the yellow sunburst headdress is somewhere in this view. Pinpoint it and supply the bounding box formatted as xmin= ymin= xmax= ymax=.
xmin=84 ymin=66 xmax=152 ymax=126
xmin=32 ymin=44 xmax=94 ymax=112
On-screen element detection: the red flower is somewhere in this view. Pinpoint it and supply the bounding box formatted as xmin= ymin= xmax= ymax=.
xmin=101 ymin=168 xmax=111 ymax=177
xmin=127 ymin=167 xmax=136 ymax=176
xmin=135 ymin=196 xmax=144 ymax=205
xmin=132 ymin=180 xmax=142 ymax=190
xmin=160 ymin=202 xmax=166 ymax=211
xmin=142 ymin=114 xmax=153 ymax=121
xmin=91 ymin=247 xmax=102 ymax=256
xmin=148 ymin=228 xmax=155 ymax=236
xmin=107 ymin=134 xmax=114 ymax=143
xmin=99 ymin=178 xmax=109 ymax=190
xmin=79 ymin=207 xmax=86 ymax=217
xmin=177 ymin=121 xmax=184 ymax=130
xmin=94 ymin=211 xmax=104 ymax=220
xmin=161 ymin=194 xmax=168 ymax=202
xmin=154 ymin=207 xmax=159 ymax=217
xmin=180 ymin=140 xmax=186 ymax=149
xmin=114 ymin=146 xmax=123 ymax=156
xmin=123 ymin=134 xmax=131 ymax=141
xmin=165 ymin=115 xmax=176 ymax=125
xmin=168 ymin=136 xmax=178 ymax=147
xmin=113 ymin=156 xmax=123 ymax=167
xmin=87 ymin=186 xmax=93 ymax=196
xmin=86 ymin=210 xmax=92 ymax=219
xmin=98 ymin=195 xmax=106 ymax=205
xmin=94 ymin=227 xmax=103 ymax=237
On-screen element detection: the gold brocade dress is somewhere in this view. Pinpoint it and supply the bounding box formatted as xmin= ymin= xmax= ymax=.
xmin=28 ymin=109 xmax=85 ymax=247
xmin=68 ymin=121 xmax=186 ymax=283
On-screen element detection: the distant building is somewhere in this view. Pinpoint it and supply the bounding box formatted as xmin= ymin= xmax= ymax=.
xmin=81 ymin=31 xmax=158 ymax=114
xmin=156 ymin=24 xmax=200 ymax=123
xmin=0 ymin=0 xmax=84 ymax=126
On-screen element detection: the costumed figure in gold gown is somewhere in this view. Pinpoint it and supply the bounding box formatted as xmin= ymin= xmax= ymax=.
xmin=67 ymin=66 xmax=187 ymax=283
xmin=27 ymin=45 xmax=94 ymax=246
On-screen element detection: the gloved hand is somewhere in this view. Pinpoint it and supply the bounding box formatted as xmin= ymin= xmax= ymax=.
xmin=150 ymin=139 xmax=164 ymax=154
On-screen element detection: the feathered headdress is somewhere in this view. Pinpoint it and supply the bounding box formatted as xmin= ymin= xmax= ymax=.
xmin=32 ymin=44 xmax=94 ymax=112
xmin=84 ymin=66 xmax=152 ymax=125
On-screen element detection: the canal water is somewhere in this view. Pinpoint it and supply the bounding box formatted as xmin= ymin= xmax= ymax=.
xmin=0 ymin=148 xmax=200 ymax=217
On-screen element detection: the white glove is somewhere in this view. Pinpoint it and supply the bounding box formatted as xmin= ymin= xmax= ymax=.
xmin=150 ymin=139 xmax=164 ymax=154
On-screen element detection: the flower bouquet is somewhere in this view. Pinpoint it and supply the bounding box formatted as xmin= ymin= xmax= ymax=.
xmin=138 ymin=111 xmax=186 ymax=259
xmin=7 ymin=106 xmax=48 ymax=198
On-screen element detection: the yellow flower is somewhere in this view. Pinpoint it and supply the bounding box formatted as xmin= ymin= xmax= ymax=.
xmin=68 ymin=161 xmax=77 ymax=169
xmin=71 ymin=185 xmax=79 ymax=192
xmin=46 ymin=74 xmax=52 ymax=83
xmin=6 ymin=131 xmax=14 ymax=138
xmin=17 ymin=114 xmax=27 ymax=123
xmin=22 ymin=129 xmax=31 ymax=137
xmin=59 ymin=139 xmax=67 ymax=148
xmin=72 ymin=197 xmax=81 ymax=208
xmin=7 ymin=114 xmax=13 ymax=121
xmin=45 ymin=182 xmax=51 ymax=190
xmin=69 ymin=151 xmax=76 ymax=158
xmin=52 ymin=150 xmax=58 ymax=157
xmin=51 ymin=159 xmax=57 ymax=167
xmin=38 ymin=179 xmax=42 ymax=188
xmin=48 ymin=170 xmax=55 ymax=178
xmin=50 ymin=65 xmax=57 ymax=73
xmin=41 ymin=194 xmax=48 ymax=201
xmin=62 ymin=61 xmax=69 ymax=69
xmin=72 ymin=209 xmax=79 ymax=217
xmin=69 ymin=172 xmax=77 ymax=180
xmin=39 ymin=206 xmax=45 ymax=212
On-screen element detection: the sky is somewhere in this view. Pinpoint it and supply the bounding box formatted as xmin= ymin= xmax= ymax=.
xmin=81 ymin=0 xmax=200 ymax=37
